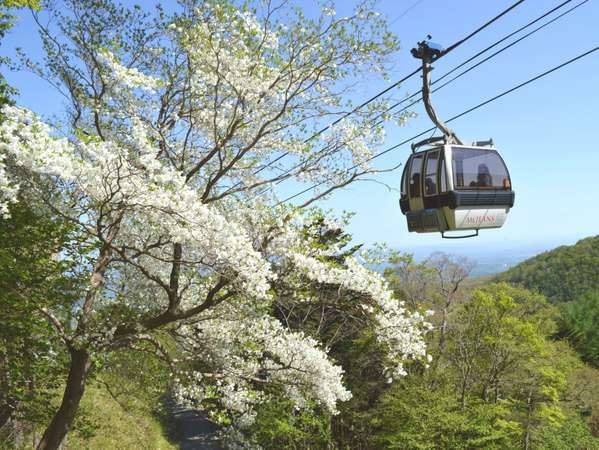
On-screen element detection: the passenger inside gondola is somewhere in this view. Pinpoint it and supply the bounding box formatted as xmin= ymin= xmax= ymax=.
xmin=478 ymin=163 xmax=492 ymax=187
xmin=425 ymin=177 xmax=436 ymax=195
xmin=452 ymin=147 xmax=509 ymax=190
xmin=410 ymin=173 xmax=421 ymax=197
xmin=470 ymin=163 xmax=492 ymax=187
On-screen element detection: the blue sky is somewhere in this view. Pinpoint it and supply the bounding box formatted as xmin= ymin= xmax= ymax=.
xmin=3 ymin=0 xmax=598 ymax=256
xmin=307 ymin=0 xmax=599 ymax=253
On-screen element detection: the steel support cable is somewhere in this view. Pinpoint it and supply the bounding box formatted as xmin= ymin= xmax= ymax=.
xmin=377 ymin=0 xmax=588 ymax=122
xmin=248 ymin=2 xmax=533 ymax=199
xmin=257 ymin=0 xmax=584 ymax=198
xmin=297 ymin=0 xmax=587 ymax=153
xmin=432 ymin=0 xmax=575 ymax=84
xmin=389 ymin=0 xmax=426 ymax=25
xmin=276 ymin=45 xmax=599 ymax=206
xmin=441 ymin=0 xmax=525 ymax=55
xmin=223 ymin=0 xmax=527 ymax=195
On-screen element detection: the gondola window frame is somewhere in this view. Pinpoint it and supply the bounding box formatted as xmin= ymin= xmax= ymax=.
xmin=424 ymin=150 xmax=439 ymax=197
xmin=439 ymin=150 xmax=448 ymax=193
xmin=409 ymin=153 xmax=424 ymax=198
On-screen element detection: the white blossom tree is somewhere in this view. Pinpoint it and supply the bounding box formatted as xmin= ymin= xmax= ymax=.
xmin=0 ymin=1 xmax=429 ymax=448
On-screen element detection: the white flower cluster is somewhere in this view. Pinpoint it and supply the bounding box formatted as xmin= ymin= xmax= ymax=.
xmin=322 ymin=6 xmax=336 ymax=17
xmin=98 ymin=50 xmax=161 ymax=93
xmin=0 ymin=106 xmax=273 ymax=299
xmin=220 ymin=207 xmax=431 ymax=379
xmin=288 ymin=253 xmax=431 ymax=377
xmin=179 ymin=3 xmax=283 ymax=119
xmin=257 ymin=316 xmax=352 ymax=412
xmin=327 ymin=118 xmax=386 ymax=170
xmin=0 ymin=104 xmax=428 ymax=434
xmin=162 ymin=2 xmax=381 ymax=187
xmin=175 ymin=307 xmax=351 ymax=427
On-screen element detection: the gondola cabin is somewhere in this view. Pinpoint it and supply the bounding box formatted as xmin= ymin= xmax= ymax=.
xmin=399 ymin=142 xmax=515 ymax=237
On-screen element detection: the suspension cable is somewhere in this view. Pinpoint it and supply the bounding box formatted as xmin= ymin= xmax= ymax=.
xmin=223 ymin=0 xmax=527 ymax=194
xmin=276 ymin=45 xmax=599 ymax=206
xmin=377 ymin=0 xmax=588 ymax=122
xmin=252 ymin=0 xmax=581 ymax=199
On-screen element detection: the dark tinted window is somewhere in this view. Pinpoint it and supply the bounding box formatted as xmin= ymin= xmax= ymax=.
xmin=424 ymin=151 xmax=438 ymax=196
xmin=451 ymin=147 xmax=510 ymax=189
xmin=409 ymin=154 xmax=423 ymax=197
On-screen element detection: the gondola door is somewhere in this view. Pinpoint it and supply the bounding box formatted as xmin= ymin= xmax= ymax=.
xmin=407 ymin=153 xmax=424 ymax=211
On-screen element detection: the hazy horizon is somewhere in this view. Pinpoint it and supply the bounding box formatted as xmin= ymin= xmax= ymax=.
xmin=393 ymin=234 xmax=591 ymax=276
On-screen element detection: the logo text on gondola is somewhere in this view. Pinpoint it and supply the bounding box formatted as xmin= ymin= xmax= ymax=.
xmin=464 ymin=214 xmax=498 ymax=225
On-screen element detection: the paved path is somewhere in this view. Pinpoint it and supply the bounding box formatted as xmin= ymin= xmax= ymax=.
xmin=166 ymin=400 xmax=221 ymax=450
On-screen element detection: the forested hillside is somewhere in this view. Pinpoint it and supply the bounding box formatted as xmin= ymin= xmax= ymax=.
xmin=498 ymin=236 xmax=599 ymax=302
xmin=497 ymin=236 xmax=599 ymax=367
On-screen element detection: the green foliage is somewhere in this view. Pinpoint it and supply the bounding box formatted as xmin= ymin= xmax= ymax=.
xmin=332 ymin=330 xmax=391 ymax=449
xmin=0 ymin=0 xmax=39 ymax=37
xmin=0 ymin=348 xmax=175 ymax=448
xmin=535 ymin=416 xmax=599 ymax=450
xmin=372 ymin=262 xmax=599 ymax=450
xmin=447 ymin=284 xmax=549 ymax=375
xmin=301 ymin=209 xmax=361 ymax=265
xmin=559 ymin=292 xmax=599 ymax=367
xmin=252 ymin=212 xmax=389 ymax=448
xmin=250 ymin=252 xmax=599 ymax=450
xmin=370 ymin=382 xmax=521 ymax=449
xmin=0 ymin=200 xmax=79 ymax=428
xmin=443 ymin=284 xmax=569 ymax=441
xmin=498 ymin=235 xmax=599 ymax=367
xmin=1 ymin=208 xmax=596 ymax=449
xmin=250 ymin=399 xmax=332 ymax=450
xmin=498 ymin=236 xmax=599 ymax=303
xmin=96 ymin=347 xmax=172 ymax=412
xmin=63 ymin=341 xmax=174 ymax=448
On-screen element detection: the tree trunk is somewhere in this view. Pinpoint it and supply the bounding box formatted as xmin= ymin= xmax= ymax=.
xmin=0 ymin=402 xmax=14 ymax=429
xmin=37 ymin=349 xmax=91 ymax=450
xmin=481 ymin=384 xmax=488 ymax=402
xmin=460 ymin=364 xmax=470 ymax=408
xmin=438 ymin=298 xmax=452 ymax=356
xmin=524 ymin=387 xmax=533 ymax=450
xmin=438 ymin=305 xmax=448 ymax=353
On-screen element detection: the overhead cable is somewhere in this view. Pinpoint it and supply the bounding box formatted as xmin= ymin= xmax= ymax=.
xmin=228 ymin=0 xmax=527 ymax=189
xmin=276 ymin=45 xmax=599 ymax=206
xmin=256 ymin=0 xmax=577 ymax=198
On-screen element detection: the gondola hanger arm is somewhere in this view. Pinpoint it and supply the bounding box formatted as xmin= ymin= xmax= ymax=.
xmin=411 ymin=38 xmax=463 ymax=147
